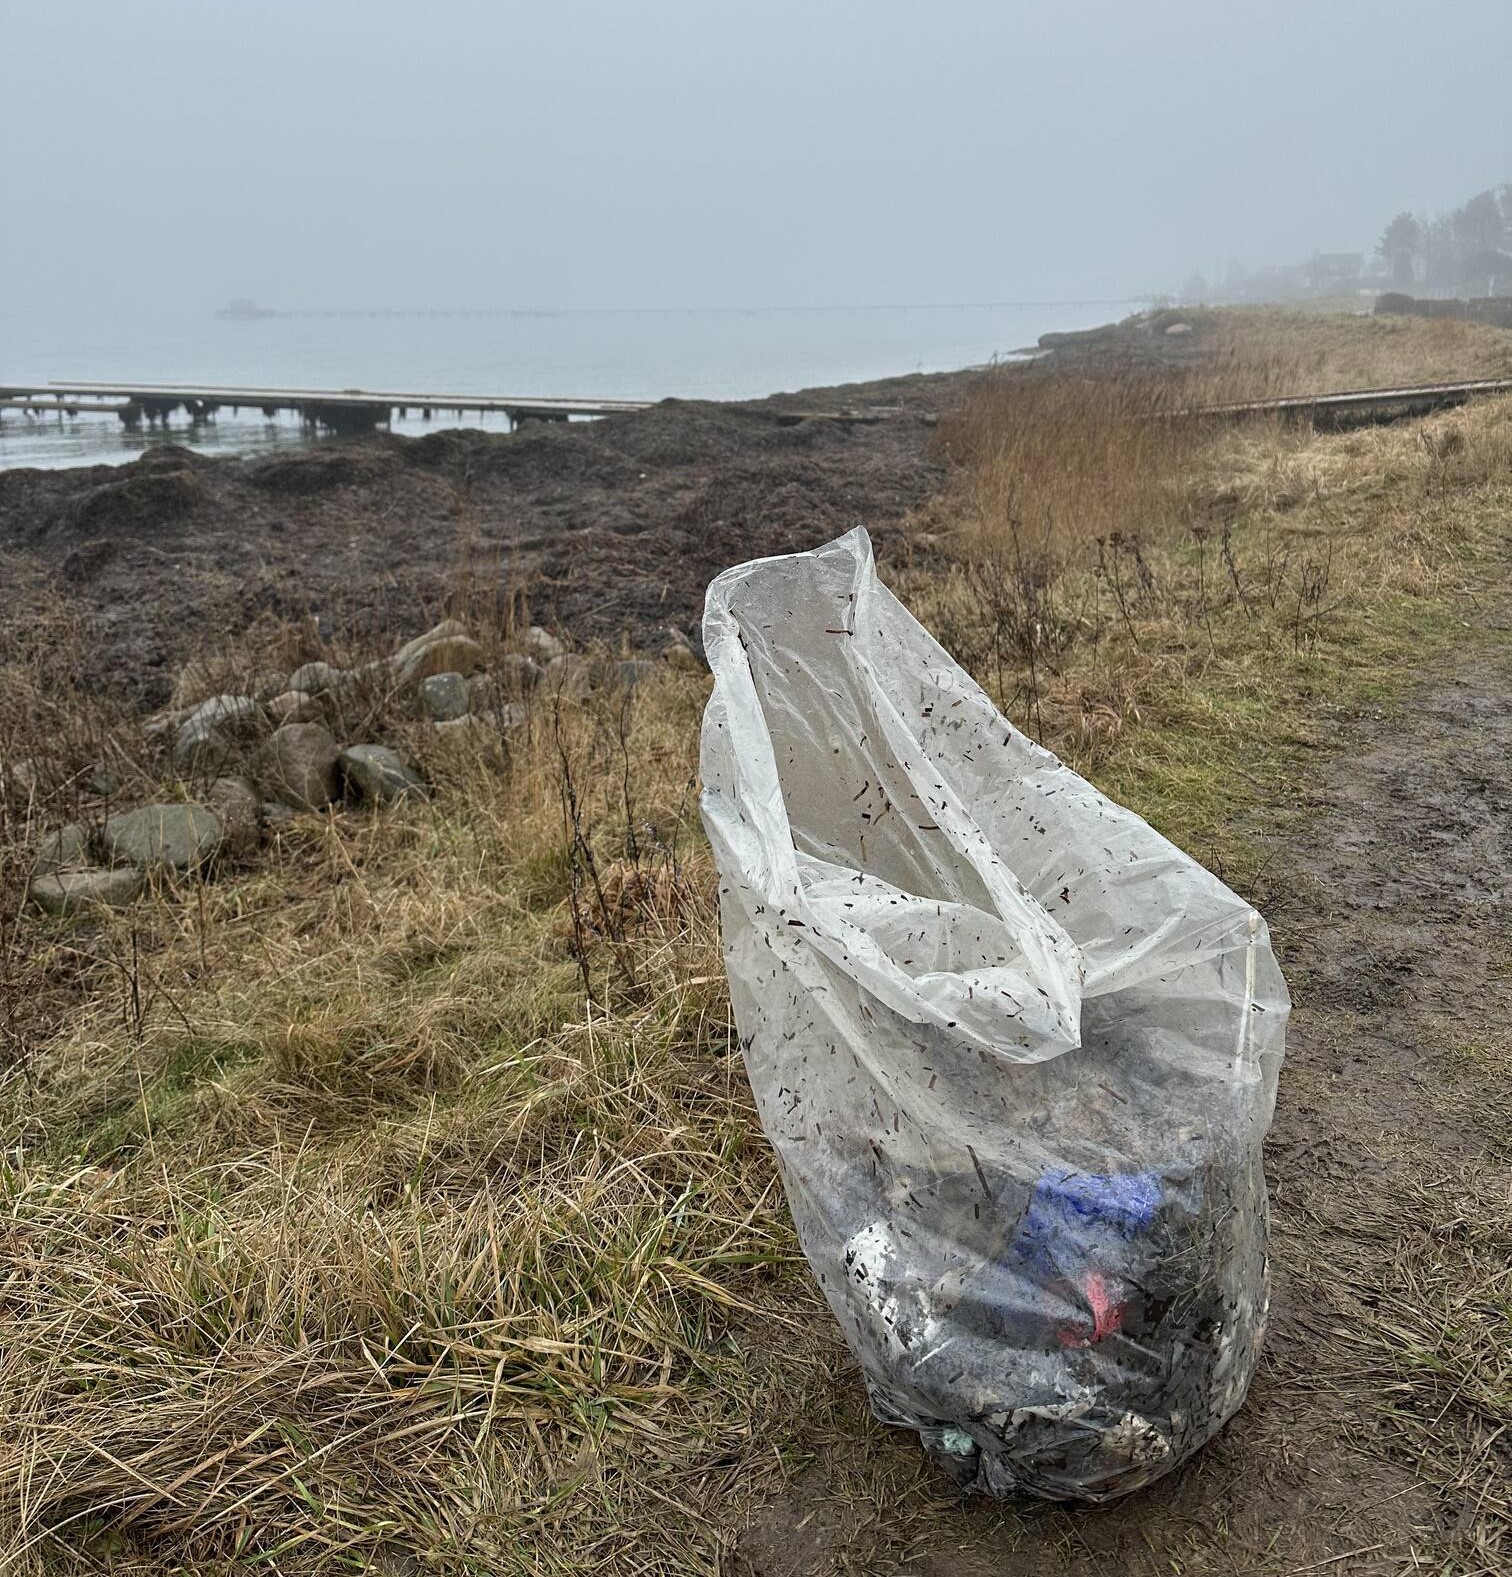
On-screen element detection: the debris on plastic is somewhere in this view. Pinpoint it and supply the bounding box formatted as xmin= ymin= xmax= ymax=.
xmin=699 ymin=528 xmax=1289 ymax=1503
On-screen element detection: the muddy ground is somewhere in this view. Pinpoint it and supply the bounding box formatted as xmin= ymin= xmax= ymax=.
xmin=735 ymin=626 xmax=1512 ymax=1575
xmin=0 ymin=373 xmax=962 ymax=709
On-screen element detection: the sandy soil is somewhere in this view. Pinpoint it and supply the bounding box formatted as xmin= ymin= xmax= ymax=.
xmin=734 ymin=626 xmax=1512 ymax=1574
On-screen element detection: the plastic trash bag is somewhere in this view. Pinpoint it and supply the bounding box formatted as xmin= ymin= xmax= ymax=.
xmin=699 ymin=528 xmax=1288 ymax=1503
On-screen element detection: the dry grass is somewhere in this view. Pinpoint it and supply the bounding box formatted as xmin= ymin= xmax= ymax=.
xmin=1 ymin=308 xmax=1510 ymax=1572
xmin=1 ymin=658 xmax=795 ymax=1572
xmin=1207 ymin=306 xmax=1512 ymax=392
xmin=910 ymin=323 xmax=1512 ymax=843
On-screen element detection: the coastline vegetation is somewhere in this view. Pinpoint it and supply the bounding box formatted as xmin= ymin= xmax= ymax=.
xmin=1 ymin=309 xmax=1509 ymax=1573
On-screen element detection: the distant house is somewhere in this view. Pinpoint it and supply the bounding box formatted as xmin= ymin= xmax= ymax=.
xmin=1306 ymin=252 xmax=1365 ymax=291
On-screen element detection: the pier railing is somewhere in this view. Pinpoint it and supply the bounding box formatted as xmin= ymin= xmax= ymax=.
xmin=0 ymin=381 xmax=652 ymax=434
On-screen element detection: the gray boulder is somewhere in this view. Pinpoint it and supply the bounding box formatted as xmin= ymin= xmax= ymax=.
xmin=288 ymin=661 xmax=349 ymax=697
xmin=393 ymin=626 xmax=484 ymax=689
xmin=524 ymin=625 xmax=566 ymax=663
xmin=496 ymin=653 xmax=543 ymax=695
xmin=393 ymin=619 xmax=471 ymax=669
xmin=417 ymin=671 xmax=470 ymax=721
xmin=268 ymin=689 xmax=324 ymax=725
xmin=433 ymin=704 xmax=527 ymax=735
xmin=543 ymin=653 xmax=593 ymax=700
xmin=172 ymin=717 xmax=238 ymax=779
xmin=338 ymin=744 xmax=428 ymax=805
xmin=205 ymin=776 xmax=262 ymax=861
xmin=260 ymin=722 xmax=340 ymax=810
xmin=0 ymin=760 xmax=39 ymax=801
xmin=34 ymin=822 xmax=92 ymax=875
xmin=103 ymin=803 xmax=224 ymax=872
xmin=30 ymin=867 xmax=145 ymax=916
xmin=183 ymin=693 xmax=263 ymax=737
xmin=88 ymin=759 xmax=127 ymax=797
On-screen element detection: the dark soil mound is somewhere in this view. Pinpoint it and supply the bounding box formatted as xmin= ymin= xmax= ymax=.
xmin=0 ymin=372 xmax=963 ymax=707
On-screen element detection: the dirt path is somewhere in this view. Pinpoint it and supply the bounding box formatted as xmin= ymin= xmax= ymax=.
xmin=734 ymin=628 xmax=1512 ymax=1575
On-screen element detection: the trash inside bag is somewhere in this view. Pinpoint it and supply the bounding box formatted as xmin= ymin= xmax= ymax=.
xmin=699 ymin=528 xmax=1288 ymax=1504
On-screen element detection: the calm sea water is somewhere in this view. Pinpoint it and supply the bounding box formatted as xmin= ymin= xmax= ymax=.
xmin=0 ymin=300 xmax=1124 ymax=471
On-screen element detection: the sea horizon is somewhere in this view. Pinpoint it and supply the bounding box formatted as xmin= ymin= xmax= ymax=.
xmin=0 ymin=298 xmax=1131 ymax=471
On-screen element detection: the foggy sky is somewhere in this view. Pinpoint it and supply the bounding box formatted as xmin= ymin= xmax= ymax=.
xmin=4 ymin=0 xmax=1510 ymax=316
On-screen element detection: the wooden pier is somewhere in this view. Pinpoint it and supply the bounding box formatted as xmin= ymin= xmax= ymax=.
xmin=0 ymin=380 xmax=652 ymax=434
xmin=5 ymin=373 xmax=1510 ymax=443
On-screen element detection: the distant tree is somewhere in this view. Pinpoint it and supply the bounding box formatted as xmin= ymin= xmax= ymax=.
xmin=1181 ymin=271 xmax=1209 ymax=304
xmin=1423 ymin=214 xmax=1458 ymax=290
xmin=1453 ymin=190 xmax=1506 ymax=256
xmin=1377 ymin=212 xmax=1422 ymax=287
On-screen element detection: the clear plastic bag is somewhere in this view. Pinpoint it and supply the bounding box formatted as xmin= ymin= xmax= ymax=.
xmin=699 ymin=528 xmax=1288 ymax=1503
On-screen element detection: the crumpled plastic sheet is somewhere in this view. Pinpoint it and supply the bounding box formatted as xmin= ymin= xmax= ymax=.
xmin=699 ymin=528 xmax=1289 ymax=1503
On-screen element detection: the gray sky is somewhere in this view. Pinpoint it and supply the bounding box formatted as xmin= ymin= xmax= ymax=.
xmin=4 ymin=0 xmax=1510 ymax=313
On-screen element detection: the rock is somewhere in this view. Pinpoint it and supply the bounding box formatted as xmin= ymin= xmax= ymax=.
xmin=393 ymin=620 xmax=471 ymax=670
xmin=87 ymin=760 xmax=127 ymax=798
xmin=0 ymin=760 xmax=39 ymax=801
xmin=496 ymin=653 xmax=543 ymax=695
xmin=261 ymin=800 xmax=297 ymax=829
xmin=143 ymin=708 xmax=191 ymax=747
xmin=523 ymin=625 xmax=566 ymax=663
xmin=268 ymin=689 xmax=324 ymax=725
xmin=466 ymin=672 xmax=496 ymax=711
xmin=30 ymin=867 xmax=145 ymax=916
xmin=172 ymin=718 xmax=238 ymax=780
xmin=661 ymin=640 xmax=705 ymax=672
xmin=103 ymin=804 xmax=224 ymax=872
xmin=173 ymin=698 xmax=261 ymax=777
xmin=431 ymin=706 xmax=526 ymax=771
xmin=259 ymin=722 xmax=340 ymax=810
xmin=393 ymin=631 xmax=485 ymax=690
xmin=542 ymin=653 xmax=592 ymax=700
xmin=466 ymin=661 xmax=542 ymax=714
xmin=34 ymin=822 xmax=92 ymax=875
xmin=338 ymin=744 xmax=428 ymax=805
xmin=183 ymin=693 xmax=264 ymax=737
xmin=288 ymin=661 xmax=349 ymax=696
xmin=1164 ymin=321 xmax=1194 ymax=337
xmin=433 ymin=705 xmax=527 ymax=736
xmin=205 ymin=776 xmax=262 ymax=861
xmin=417 ymin=671 xmax=470 ymax=721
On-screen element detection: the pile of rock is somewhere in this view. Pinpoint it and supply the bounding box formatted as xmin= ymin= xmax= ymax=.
xmin=23 ymin=618 xmax=706 ymax=919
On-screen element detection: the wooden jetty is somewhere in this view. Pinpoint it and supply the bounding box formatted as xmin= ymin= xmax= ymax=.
xmin=0 ymin=380 xmax=652 ymax=434
xmin=5 ymin=373 xmax=1510 ymax=442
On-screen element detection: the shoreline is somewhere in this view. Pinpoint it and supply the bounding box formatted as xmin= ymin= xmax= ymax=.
xmin=0 ymin=367 xmax=970 ymax=709
xmin=0 ymin=309 xmax=1217 ymax=710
